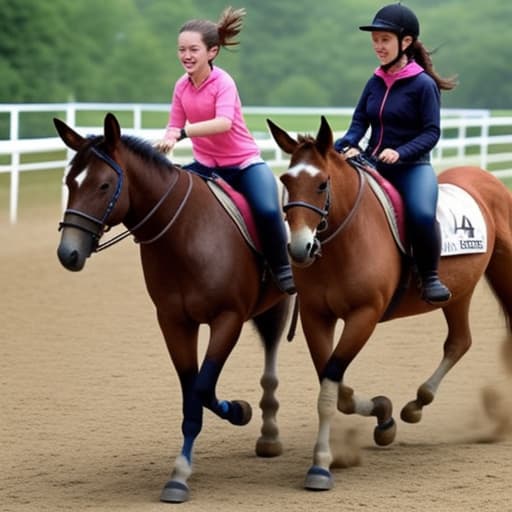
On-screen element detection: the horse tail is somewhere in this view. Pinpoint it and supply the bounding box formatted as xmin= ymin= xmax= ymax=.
xmin=484 ymin=185 xmax=512 ymax=374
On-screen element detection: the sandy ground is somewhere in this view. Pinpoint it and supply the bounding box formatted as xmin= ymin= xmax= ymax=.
xmin=2 ymin=205 xmax=512 ymax=512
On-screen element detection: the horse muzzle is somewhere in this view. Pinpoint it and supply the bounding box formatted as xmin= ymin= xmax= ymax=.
xmin=57 ymin=211 xmax=102 ymax=271
xmin=57 ymin=226 xmax=98 ymax=271
xmin=287 ymin=229 xmax=322 ymax=267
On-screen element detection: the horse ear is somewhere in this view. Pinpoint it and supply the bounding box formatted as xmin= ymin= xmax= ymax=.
xmin=104 ymin=112 xmax=121 ymax=151
xmin=267 ymin=118 xmax=298 ymax=154
xmin=53 ymin=118 xmax=86 ymax=151
xmin=316 ymin=116 xmax=333 ymax=156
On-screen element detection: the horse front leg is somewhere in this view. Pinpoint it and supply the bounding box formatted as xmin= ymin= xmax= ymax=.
xmin=158 ymin=318 xmax=201 ymax=503
xmin=195 ymin=313 xmax=253 ymax=425
xmin=304 ymin=308 xmax=395 ymax=491
xmin=160 ymin=370 xmax=203 ymax=503
xmin=337 ymin=383 xmax=396 ymax=446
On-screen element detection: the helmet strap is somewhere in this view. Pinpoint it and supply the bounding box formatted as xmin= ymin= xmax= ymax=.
xmin=380 ymin=34 xmax=405 ymax=72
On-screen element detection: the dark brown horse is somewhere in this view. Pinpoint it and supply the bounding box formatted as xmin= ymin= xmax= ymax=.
xmin=54 ymin=113 xmax=291 ymax=503
xmin=268 ymin=116 xmax=512 ymax=491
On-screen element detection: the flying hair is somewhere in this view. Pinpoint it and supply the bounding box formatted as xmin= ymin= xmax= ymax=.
xmin=409 ymin=39 xmax=458 ymax=91
xmin=179 ymin=6 xmax=246 ymax=50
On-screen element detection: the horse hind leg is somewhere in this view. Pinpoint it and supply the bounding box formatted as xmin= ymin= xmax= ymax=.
xmin=401 ymin=297 xmax=473 ymax=423
xmin=251 ymin=297 xmax=291 ymax=457
xmin=480 ymin=246 xmax=512 ymax=437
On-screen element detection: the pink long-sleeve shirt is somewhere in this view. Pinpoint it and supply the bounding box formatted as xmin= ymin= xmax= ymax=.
xmin=167 ymin=66 xmax=262 ymax=168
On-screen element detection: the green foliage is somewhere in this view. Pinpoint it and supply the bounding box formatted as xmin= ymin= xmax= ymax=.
xmin=0 ymin=0 xmax=511 ymax=108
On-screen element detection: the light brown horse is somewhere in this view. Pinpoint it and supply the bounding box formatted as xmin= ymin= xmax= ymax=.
xmin=54 ymin=113 xmax=291 ymax=503
xmin=268 ymin=115 xmax=512 ymax=491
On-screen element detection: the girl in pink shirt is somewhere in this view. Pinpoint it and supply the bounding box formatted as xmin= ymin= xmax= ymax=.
xmin=155 ymin=7 xmax=294 ymax=295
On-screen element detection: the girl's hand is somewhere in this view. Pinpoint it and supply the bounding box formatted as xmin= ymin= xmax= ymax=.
xmin=154 ymin=127 xmax=181 ymax=153
xmin=154 ymin=139 xmax=176 ymax=153
xmin=378 ymin=148 xmax=400 ymax=164
xmin=344 ymin=147 xmax=361 ymax=159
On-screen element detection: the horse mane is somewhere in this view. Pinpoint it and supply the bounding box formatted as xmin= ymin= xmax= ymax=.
xmin=68 ymin=133 xmax=175 ymax=180
xmin=297 ymin=133 xmax=316 ymax=145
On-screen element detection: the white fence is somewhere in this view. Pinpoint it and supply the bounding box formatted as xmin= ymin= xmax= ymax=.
xmin=1 ymin=103 xmax=512 ymax=223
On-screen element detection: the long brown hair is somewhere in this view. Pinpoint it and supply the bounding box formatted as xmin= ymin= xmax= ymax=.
xmin=179 ymin=6 xmax=246 ymax=52
xmin=408 ymin=40 xmax=458 ymax=91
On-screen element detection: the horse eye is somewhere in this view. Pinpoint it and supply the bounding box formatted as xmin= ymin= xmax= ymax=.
xmin=100 ymin=183 xmax=110 ymax=191
xmin=318 ymin=181 xmax=328 ymax=193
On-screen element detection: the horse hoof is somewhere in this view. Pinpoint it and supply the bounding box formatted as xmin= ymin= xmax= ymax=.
xmin=256 ymin=437 xmax=283 ymax=457
xmin=160 ymin=480 xmax=190 ymax=503
xmin=232 ymin=400 xmax=253 ymax=425
xmin=400 ymin=401 xmax=423 ymax=423
xmin=374 ymin=417 xmax=397 ymax=446
xmin=304 ymin=466 xmax=334 ymax=491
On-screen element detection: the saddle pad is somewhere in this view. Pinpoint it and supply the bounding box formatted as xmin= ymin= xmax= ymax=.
xmin=364 ymin=171 xmax=407 ymax=253
xmin=206 ymin=179 xmax=261 ymax=252
xmin=438 ymin=183 xmax=487 ymax=256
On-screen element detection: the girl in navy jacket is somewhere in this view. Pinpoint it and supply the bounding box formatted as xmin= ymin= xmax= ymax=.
xmin=335 ymin=3 xmax=457 ymax=304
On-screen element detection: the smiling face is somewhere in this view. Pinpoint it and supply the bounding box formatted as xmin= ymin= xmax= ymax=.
xmin=177 ymin=30 xmax=218 ymax=84
xmin=371 ymin=31 xmax=400 ymax=67
xmin=370 ymin=30 xmax=413 ymax=69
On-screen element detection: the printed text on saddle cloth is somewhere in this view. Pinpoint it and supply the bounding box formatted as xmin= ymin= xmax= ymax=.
xmin=438 ymin=184 xmax=487 ymax=256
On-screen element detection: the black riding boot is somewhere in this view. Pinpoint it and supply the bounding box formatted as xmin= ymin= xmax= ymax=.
xmin=261 ymin=233 xmax=295 ymax=295
xmin=415 ymin=221 xmax=451 ymax=304
xmin=420 ymin=271 xmax=451 ymax=304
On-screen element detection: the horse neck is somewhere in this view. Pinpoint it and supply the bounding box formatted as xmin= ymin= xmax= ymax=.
xmin=122 ymin=149 xmax=182 ymax=229
xmin=329 ymin=156 xmax=365 ymax=222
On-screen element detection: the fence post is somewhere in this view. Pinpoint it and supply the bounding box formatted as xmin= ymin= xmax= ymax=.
xmin=9 ymin=108 xmax=19 ymax=223
xmin=480 ymin=117 xmax=489 ymax=169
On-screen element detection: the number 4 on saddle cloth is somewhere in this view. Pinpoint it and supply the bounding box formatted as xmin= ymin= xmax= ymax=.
xmin=352 ymin=160 xmax=487 ymax=258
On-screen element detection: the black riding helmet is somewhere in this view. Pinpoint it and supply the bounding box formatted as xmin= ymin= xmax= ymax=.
xmin=359 ymin=3 xmax=419 ymax=70
xmin=359 ymin=3 xmax=419 ymax=38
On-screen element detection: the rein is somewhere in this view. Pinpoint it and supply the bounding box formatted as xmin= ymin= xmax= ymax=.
xmin=321 ymin=167 xmax=365 ymax=244
xmin=97 ymin=170 xmax=192 ymax=251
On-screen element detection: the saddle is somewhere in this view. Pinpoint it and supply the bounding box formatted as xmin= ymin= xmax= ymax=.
xmin=347 ymin=155 xmax=487 ymax=319
xmin=348 ymin=156 xmax=487 ymax=258
xmin=183 ymin=166 xmax=262 ymax=252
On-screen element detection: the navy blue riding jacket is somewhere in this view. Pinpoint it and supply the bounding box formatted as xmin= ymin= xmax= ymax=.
xmin=335 ymin=61 xmax=441 ymax=163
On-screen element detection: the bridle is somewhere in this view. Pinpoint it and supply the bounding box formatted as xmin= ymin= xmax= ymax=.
xmin=283 ymin=178 xmax=331 ymax=234
xmin=282 ymin=166 xmax=366 ymax=246
xmin=58 ymin=145 xmax=193 ymax=251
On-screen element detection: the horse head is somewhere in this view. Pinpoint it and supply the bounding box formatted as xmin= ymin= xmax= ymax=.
xmin=268 ymin=116 xmax=339 ymax=267
xmin=54 ymin=113 xmax=130 ymax=271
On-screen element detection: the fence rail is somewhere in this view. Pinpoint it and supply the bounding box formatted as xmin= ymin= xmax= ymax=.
xmin=1 ymin=103 xmax=511 ymax=223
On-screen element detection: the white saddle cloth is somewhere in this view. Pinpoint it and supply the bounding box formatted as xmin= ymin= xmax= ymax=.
xmin=438 ymin=183 xmax=487 ymax=257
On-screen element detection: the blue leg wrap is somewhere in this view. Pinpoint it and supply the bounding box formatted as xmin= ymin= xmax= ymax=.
xmin=195 ymin=360 xmax=246 ymax=424
xmin=180 ymin=372 xmax=203 ymax=464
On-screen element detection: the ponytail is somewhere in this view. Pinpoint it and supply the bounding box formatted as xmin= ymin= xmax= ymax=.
xmin=409 ymin=40 xmax=458 ymax=91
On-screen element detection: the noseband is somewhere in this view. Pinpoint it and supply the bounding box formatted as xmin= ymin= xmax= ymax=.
xmin=283 ymin=177 xmax=331 ymax=233
xmin=282 ymin=167 xmax=366 ymax=245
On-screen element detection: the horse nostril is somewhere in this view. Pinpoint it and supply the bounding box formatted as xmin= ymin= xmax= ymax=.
xmin=309 ymin=239 xmax=322 ymax=258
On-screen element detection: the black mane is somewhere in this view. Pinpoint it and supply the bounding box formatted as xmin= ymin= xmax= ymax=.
xmin=68 ymin=133 xmax=175 ymax=180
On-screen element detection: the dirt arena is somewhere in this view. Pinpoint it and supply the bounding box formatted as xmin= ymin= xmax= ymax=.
xmin=2 ymin=205 xmax=512 ymax=512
